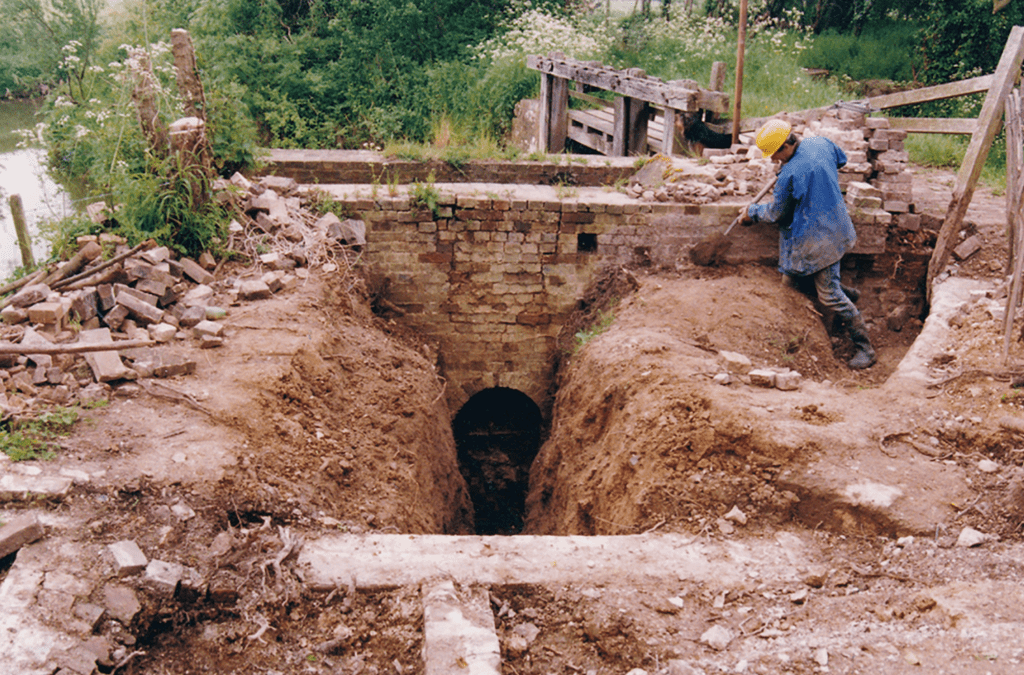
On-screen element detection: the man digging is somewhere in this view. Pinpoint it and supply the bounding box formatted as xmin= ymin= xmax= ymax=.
xmin=738 ymin=118 xmax=877 ymax=370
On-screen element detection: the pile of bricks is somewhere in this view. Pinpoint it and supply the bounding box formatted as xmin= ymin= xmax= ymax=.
xmin=677 ymin=108 xmax=919 ymax=252
xmin=0 ymin=175 xmax=357 ymax=416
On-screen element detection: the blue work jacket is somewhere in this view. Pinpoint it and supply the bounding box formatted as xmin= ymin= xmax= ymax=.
xmin=747 ymin=136 xmax=857 ymax=276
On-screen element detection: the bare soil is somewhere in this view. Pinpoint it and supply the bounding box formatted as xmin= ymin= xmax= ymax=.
xmin=5 ymin=165 xmax=1024 ymax=674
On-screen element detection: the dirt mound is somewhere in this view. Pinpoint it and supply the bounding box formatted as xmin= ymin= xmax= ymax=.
xmin=212 ymin=274 xmax=474 ymax=535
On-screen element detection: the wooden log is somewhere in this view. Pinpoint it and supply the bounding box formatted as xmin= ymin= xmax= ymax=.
xmin=731 ymin=0 xmax=748 ymax=145
xmin=9 ymin=194 xmax=33 ymax=268
xmin=1003 ymin=90 xmax=1024 ymax=364
xmin=41 ymin=241 xmax=103 ymax=287
xmin=52 ymin=240 xmax=153 ymax=291
xmin=170 ymin=29 xmax=207 ymax=121
xmin=929 ymin=26 xmax=1024 ymax=301
xmin=130 ymin=49 xmax=169 ymax=155
xmin=0 ymin=268 xmax=47 ymax=298
xmin=0 ymin=338 xmax=155 ymax=356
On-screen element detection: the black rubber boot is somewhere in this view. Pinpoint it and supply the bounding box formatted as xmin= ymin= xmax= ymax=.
xmin=841 ymin=283 xmax=860 ymax=304
xmin=847 ymin=315 xmax=876 ymax=369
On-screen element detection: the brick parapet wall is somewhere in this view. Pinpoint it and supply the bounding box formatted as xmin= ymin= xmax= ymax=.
xmin=267 ymin=149 xmax=639 ymax=187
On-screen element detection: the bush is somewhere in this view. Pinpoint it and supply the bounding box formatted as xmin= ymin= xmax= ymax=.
xmin=798 ymin=22 xmax=920 ymax=82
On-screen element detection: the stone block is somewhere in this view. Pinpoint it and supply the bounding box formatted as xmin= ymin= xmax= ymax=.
xmin=180 ymin=258 xmax=215 ymax=285
xmin=748 ymin=369 xmax=777 ymax=387
xmin=182 ymin=284 xmax=214 ymax=307
xmin=1 ymin=305 xmax=28 ymax=324
xmin=179 ymin=305 xmax=207 ymax=328
xmin=102 ymin=584 xmax=141 ymax=624
xmin=198 ymin=251 xmax=216 ymax=270
xmin=0 ymin=474 xmax=73 ymax=501
xmin=199 ymin=335 xmax=224 ymax=349
xmin=148 ymin=323 xmax=177 ymax=343
xmin=846 ymin=181 xmax=882 ymax=199
xmin=897 ymin=213 xmax=921 ymax=232
xmin=27 ymin=300 xmax=65 ymax=326
xmin=116 ymin=292 xmax=165 ymax=325
xmin=97 ymin=284 xmax=116 ymax=311
xmin=70 ymin=289 xmax=99 ymax=323
xmin=144 ymin=559 xmax=184 ymax=598
xmin=775 ymin=371 xmax=802 ymax=390
xmin=718 ymin=350 xmax=752 ymax=375
xmin=953 ymin=235 xmax=983 ymax=261
xmin=239 ymin=280 xmax=272 ymax=301
xmin=193 ymin=320 xmax=224 ymax=339
xmin=883 ymin=200 xmax=910 ymax=213
xmin=108 ymin=540 xmax=148 ymax=576
xmin=80 ymin=328 xmax=131 ymax=382
xmin=73 ymin=602 xmax=106 ymax=632
xmin=140 ymin=246 xmax=171 ymax=264
xmin=135 ymin=278 xmax=167 ymax=297
xmin=114 ymin=283 xmax=158 ymax=306
xmin=0 ymin=513 xmax=45 ymax=559
xmin=9 ymin=284 xmax=51 ymax=309
xmin=261 ymin=271 xmax=284 ymax=293
xmin=102 ymin=305 xmax=129 ymax=331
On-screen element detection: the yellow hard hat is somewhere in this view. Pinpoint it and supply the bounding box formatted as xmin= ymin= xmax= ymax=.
xmin=755 ymin=119 xmax=793 ymax=158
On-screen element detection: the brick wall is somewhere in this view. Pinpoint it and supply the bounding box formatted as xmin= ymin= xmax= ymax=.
xmin=327 ymin=188 xmax=799 ymax=417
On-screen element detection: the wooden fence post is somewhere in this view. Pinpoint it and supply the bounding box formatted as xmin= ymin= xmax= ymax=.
xmin=928 ymin=25 xmax=1024 ymax=301
xmin=1004 ymin=88 xmax=1024 ymax=363
xmin=9 ymin=194 xmax=33 ymax=268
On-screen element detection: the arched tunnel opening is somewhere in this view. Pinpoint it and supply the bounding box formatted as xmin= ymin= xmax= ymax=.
xmin=452 ymin=387 xmax=544 ymax=535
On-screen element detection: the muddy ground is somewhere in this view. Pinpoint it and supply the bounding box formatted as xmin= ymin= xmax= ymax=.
xmin=4 ymin=165 xmax=1024 ymax=674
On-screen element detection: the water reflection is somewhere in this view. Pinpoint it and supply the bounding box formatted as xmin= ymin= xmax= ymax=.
xmin=0 ymin=99 xmax=80 ymax=279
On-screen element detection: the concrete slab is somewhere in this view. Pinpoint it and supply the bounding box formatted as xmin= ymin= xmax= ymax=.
xmin=297 ymin=533 xmax=813 ymax=591
xmin=422 ymin=580 xmax=500 ymax=675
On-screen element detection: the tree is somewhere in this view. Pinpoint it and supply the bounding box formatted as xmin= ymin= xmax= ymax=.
xmin=0 ymin=0 xmax=103 ymax=99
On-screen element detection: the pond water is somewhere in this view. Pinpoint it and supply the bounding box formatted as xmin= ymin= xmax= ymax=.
xmin=0 ymin=100 xmax=81 ymax=280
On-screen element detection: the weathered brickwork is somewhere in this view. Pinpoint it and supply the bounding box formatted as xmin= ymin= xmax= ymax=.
xmin=328 ymin=188 xmax=793 ymax=417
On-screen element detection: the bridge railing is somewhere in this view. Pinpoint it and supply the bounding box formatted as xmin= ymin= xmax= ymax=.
xmin=526 ymin=53 xmax=730 ymax=156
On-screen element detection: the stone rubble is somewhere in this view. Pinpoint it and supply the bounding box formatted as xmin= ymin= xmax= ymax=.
xmin=0 ymin=174 xmax=360 ymax=420
xmin=627 ymin=108 xmax=924 ymax=250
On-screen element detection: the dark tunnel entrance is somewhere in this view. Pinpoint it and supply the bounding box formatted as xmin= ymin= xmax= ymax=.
xmin=452 ymin=387 xmax=543 ymax=535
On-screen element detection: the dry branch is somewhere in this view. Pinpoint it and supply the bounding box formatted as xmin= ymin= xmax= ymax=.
xmin=0 ymin=339 xmax=155 ymax=356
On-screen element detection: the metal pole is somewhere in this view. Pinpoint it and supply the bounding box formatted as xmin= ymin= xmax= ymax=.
xmin=731 ymin=0 xmax=748 ymax=146
xmin=10 ymin=194 xmax=34 ymax=268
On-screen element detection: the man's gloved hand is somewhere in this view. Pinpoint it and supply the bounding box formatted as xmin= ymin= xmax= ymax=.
xmin=738 ymin=207 xmax=754 ymax=227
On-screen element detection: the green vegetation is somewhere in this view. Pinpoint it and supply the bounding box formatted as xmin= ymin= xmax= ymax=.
xmin=574 ymin=306 xmax=617 ymax=353
xmin=0 ymin=0 xmax=1017 ymax=265
xmin=1 ymin=405 xmax=84 ymax=461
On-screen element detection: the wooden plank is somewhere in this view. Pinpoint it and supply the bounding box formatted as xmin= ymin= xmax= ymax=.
xmin=567 ymin=124 xmax=612 ymax=155
xmin=661 ymin=108 xmax=678 ymax=155
xmin=550 ymin=76 xmax=569 ymax=153
xmin=528 ymin=55 xmax=725 ymax=112
xmin=613 ymin=97 xmax=629 ymax=156
xmin=887 ymin=117 xmax=978 ymax=135
xmin=568 ymin=109 xmax=614 ymax=135
xmin=866 ymin=75 xmax=994 ymax=110
xmin=568 ymin=90 xmax=609 ymax=108
xmin=1005 ymin=90 xmax=1024 ymax=364
xmin=538 ymin=72 xmax=553 ymax=153
xmin=929 ymin=26 xmax=1024 ymax=299
xmin=628 ymin=99 xmax=652 ymax=155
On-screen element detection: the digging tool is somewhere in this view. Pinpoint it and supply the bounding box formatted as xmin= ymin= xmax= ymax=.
xmin=688 ymin=175 xmax=777 ymax=267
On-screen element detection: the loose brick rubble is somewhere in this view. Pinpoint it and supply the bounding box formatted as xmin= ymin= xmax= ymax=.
xmin=0 ymin=175 xmax=357 ymax=420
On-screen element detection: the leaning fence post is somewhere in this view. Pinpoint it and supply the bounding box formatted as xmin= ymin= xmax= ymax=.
xmin=9 ymin=194 xmax=34 ymax=268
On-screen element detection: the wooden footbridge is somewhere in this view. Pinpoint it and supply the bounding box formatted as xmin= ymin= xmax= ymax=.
xmin=526 ymin=54 xmax=731 ymax=156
